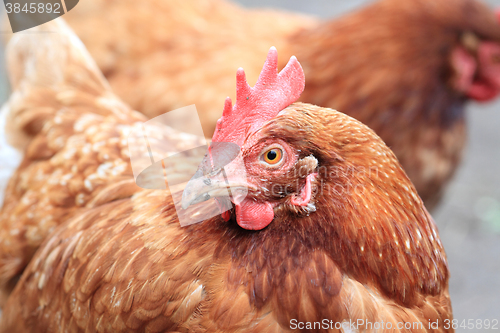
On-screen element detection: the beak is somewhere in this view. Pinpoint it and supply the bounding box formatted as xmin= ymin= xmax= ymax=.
xmin=181 ymin=154 xmax=250 ymax=209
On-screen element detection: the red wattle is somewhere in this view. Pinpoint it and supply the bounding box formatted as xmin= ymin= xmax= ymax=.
xmin=235 ymin=199 xmax=274 ymax=230
xmin=467 ymin=80 xmax=500 ymax=102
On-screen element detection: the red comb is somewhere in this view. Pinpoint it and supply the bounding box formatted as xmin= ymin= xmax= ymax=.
xmin=212 ymin=47 xmax=305 ymax=145
xmin=496 ymin=8 xmax=500 ymax=22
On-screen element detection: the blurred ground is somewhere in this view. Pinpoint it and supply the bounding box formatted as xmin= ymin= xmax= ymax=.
xmin=0 ymin=0 xmax=499 ymax=329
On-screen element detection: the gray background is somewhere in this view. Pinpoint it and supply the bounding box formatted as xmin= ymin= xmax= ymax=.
xmin=0 ymin=0 xmax=499 ymax=329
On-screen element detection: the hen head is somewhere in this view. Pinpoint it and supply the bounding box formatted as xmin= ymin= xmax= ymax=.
xmin=183 ymin=48 xmax=427 ymax=235
xmin=182 ymin=48 xmax=448 ymax=304
xmin=452 ymin=9 xmax=500 ymax=101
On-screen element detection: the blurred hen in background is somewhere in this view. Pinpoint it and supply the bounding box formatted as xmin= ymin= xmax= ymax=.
xmin=63 ymin=0 xmax=500 ymax=210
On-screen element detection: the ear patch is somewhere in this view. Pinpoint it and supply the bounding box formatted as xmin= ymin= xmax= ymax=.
xmin=291 ymin=173 xmax=317 ymax=207
xmin=451 ymin=45 xmax=476 ymax=92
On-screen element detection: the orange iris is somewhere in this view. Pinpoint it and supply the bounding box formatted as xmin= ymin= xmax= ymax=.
xmin=263 ymin=148 xmax=283 ymax=165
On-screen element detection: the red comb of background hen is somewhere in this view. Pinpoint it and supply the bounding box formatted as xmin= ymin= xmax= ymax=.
xmin=212 ymin=47 xmax=305 ymax=145
xmin=496 ymin=8 xmax=500 ymax=22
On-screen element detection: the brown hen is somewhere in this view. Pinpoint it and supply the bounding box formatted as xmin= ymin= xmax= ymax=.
xmin=0 ymin=18 xmax=452 ymax=333
xmin=63 ymin=0 xmax=500 ymax=210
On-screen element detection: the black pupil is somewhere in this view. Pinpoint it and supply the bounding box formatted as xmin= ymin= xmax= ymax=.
xmin=267 ymin=150 xmax=277 ymax=161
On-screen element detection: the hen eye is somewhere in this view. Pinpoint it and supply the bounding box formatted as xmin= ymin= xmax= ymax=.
xmin=262 ymin=148 xmax=283 ymax=165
